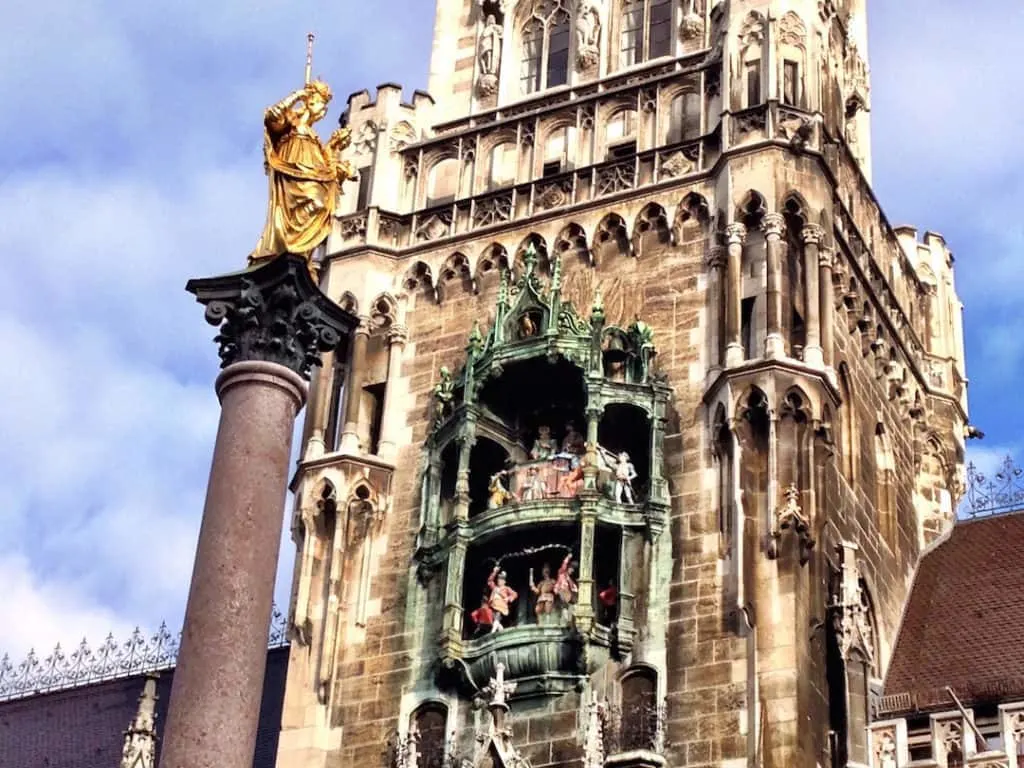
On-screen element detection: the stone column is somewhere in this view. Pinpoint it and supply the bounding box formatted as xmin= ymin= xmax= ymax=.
xmin=162 ymin=255 xmax=355 ymax=768
xmin=339 ymin=316 xmax=371 ymax=454
xmin=583 ymin=405 xmax=603 ymax=491
xmin=302 ymin=349 xmax=335 ymax=460
xmin=376 ymin=323 xmax=409 ymax=461
xmin=762 ymin=213 xmax=786 ymax=358
xmin=705 ymin=246 xmax=725 ymax=374
xmin=724 ymin=223 xmax=746 ymax=368
xmin=819 ymin=248 xmax=835 ymax=370
xmin=575 ymin=511 xmax=597 ymax=632
xmin=802 ymin=225 xmax=825 ymax=368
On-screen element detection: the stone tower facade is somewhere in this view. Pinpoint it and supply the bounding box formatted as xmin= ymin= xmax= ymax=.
xmin=276 ymin=2 xmax=969 ymax=768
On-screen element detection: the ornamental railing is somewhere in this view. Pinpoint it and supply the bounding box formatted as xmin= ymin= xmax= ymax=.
xmin=965 ymin=456 xmax=1024 ymax=518
xmin=0 ymin=603 xmax=289 ymax=703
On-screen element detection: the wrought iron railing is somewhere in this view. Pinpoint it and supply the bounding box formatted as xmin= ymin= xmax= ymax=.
xmin=965 ymin=456 xmax=1024 ymax=518
xmin=0 ymin=603 xmax=289 ymax=703
xmin=601 ymin=699 xmax=666 ymax=755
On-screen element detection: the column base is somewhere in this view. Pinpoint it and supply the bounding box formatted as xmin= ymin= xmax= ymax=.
xmin=803 ymin=345 xmax=824 ymax=369
xmin=725 ymin=343 xmax=744 ymax=369
xmin=338 ymin=429 xmax=360 ymax=454
xmin=765 ymin=334 xmax=785 ymax=359
xmin=303 ymin=431 xmax=326 ymax=461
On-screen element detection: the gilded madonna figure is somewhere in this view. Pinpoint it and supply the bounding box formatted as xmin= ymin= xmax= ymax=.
xmin=251 ymin=60 xmax=357 ymax=267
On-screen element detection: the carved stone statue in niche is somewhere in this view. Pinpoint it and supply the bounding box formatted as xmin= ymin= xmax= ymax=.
xmin=477 ymin=15 xmax=503 ymax=97
xmin=576 ymin=2 xmax=602 ymax=72
xmin=679 ymin=0 xmax=705 ymax=42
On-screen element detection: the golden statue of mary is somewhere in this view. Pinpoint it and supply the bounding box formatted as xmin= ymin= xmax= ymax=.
xmin=250 ymin=73 xmax=356 ymax=267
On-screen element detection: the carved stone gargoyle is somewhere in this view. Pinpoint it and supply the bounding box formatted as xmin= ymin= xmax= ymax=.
xmin=767 ymin=484 xmax=815 ymax=564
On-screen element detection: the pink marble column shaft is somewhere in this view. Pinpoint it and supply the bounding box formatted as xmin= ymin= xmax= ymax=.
xmin=160 ymin=360 xmax=307 ymax=768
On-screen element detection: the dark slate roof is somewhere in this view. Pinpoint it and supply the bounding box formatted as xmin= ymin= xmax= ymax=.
xmin=882 ymin=511 xmax=1024 ymax=714
xmin=0 ymin=646 xmax=289 ymax=768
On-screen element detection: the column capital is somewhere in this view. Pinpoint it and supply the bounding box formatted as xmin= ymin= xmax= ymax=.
xmin=354 ymin=315 xmax=373 ymax=337
xmin=705 ymin=246 xmax=727 ymax=270
xmin=818 ymin=249 xmax=835 ymax=269
xmin=761 ymin=212 xmax=786 ymax=238
xmin=725 ymin=223 xmax=747 ymax=246
xmin=187 ymin=255 xmax=358 ymax=380
xmin=388 ymin=323 xmax=409 ymax=345
xmin=801 ymin=224 xmax=827 ymax=247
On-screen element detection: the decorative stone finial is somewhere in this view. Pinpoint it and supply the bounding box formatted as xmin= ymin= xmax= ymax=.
xmin=187 ymin=254 xmax=357 ymax=380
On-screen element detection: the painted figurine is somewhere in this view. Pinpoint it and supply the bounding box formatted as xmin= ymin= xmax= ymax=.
xmin=554 ymin=554 xmax=578 ymax=608
xmin=558 ymin=462 xmax=584 ymax=497
xmin=530 ymin=425 xmax=557 ymax=460
xmin=559 ymin=423 xmax=586 ymax=468
xmin=613 ymin=452 xmax=638 ymax=504
xmin=487 ymin=471 xmax=513 ymax=509
xmin=486 ymin=566 xmax=519 ymax=632
xmin=529 ymin=563 xmax=557 ymax=618
xmin=520 ymin=465 xmax=547 ymax=501
xmin=598 ymin=580 xmax=619 ymax=624
xmin=470 ymin=595 xmax=494 ymax=632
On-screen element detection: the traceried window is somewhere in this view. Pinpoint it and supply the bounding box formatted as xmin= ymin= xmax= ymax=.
xmin=783 ymin=59 xmax=800 ymax=106
xmin=605 ymin=109 xmax=638 ymax=160
xmin=665 ymin=91 xmax=701 ymax=143
xmin=745 ymin=59 xmax=762 ymax=106
xmin=426 ymin=157 xmax=459 ymax=207
xmin=520 ymin=2 xmax=571 ymax=95
xmin=620 ymin=0 xmax=672 ymax=69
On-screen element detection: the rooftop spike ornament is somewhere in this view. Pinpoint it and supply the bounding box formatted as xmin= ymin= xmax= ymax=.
xmin=250 ymin=33 xmax=357 ymax=274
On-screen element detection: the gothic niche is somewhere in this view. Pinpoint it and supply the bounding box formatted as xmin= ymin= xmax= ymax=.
xmin=418 ymin=246 xmax=671 ymax=699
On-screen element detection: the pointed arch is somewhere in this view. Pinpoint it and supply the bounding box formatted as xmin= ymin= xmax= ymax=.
xmin=514 ymin=232 xmax=551 ymax=275
xmin=632 ymin=202 xmax=670 ymax=256
xmin=554 ymin=222 xmax=591 ymax=266
xmin=594 ymin=212 xmax=631 ymax=265
xmin=369 ymin=293 xmax=398 ymax=331
xmin=673 ymin=191 xmax=711 ymax=243
xmin=337 ymin=291 xmax=359 ymax=315
xmin=737 ymin=190 xmax=767 ymax=228
xmin=401 ymin=261 xmax=438 ymax=303
xmin=438 ymin=251 xmax=474 ymax=300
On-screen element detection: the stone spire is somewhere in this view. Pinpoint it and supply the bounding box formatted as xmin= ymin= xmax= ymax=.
xmin=120 ymin=675 xmax=159 ymax=768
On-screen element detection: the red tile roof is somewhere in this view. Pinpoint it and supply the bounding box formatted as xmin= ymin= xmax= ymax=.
xmin=883 ymin=511 xmax=1024 ymax=715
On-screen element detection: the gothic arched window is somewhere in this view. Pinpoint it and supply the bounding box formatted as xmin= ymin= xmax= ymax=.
xmin=619 ymin=0 xmax=672 ymax=69
xmin=412 ymin=702 xmax=448 ymax=768
xmin=520 ymin=2 xmax=571 ymax=95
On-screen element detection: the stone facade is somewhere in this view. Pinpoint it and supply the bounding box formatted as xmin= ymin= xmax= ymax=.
xmin=277 ymin=2 xmax=968 ymax=768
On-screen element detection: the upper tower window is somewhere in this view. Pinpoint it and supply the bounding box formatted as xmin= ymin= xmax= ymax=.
xmin=519 ymin=2 xmax=571 ymax=95
xmin=620 ymin=0 xmax=672 ymax=69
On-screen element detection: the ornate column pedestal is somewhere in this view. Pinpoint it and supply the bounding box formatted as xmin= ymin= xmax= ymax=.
xmin=802 ymin=225 xmax=825 ymax=368
xmin=159 ymin=255 xmax=354 ymax=768
xmin=762 ymin=213 xmax=786 ymax=359
xmin=724 ymin=224 xmax=746 ymax=368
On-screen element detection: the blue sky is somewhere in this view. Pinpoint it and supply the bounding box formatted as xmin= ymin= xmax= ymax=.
xmin=0 ymin=0 xmax=1020 ymax=659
